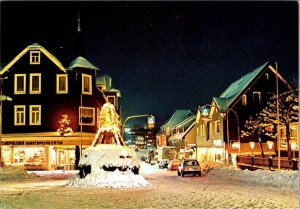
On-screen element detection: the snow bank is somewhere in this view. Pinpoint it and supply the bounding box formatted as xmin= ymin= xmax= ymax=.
xmin=0 ymin=167 xmax=36 ymax=180
xmin=207 ymin=164 xmax=299 ymax=192
xmin=67 ymin=170 xmax=149 ymax=188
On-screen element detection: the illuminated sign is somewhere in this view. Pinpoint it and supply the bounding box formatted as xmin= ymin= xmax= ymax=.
xmin=148 ymin=116 xmax=155 ymax=128
xmin=200 ymin=106 xmax=210 ymax=117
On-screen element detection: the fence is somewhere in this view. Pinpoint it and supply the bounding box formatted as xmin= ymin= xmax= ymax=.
xmin=237 ymin=156 xmax=298 ymax=171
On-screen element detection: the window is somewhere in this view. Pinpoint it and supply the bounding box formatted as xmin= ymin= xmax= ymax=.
xmin=30 ymin=51 xmax=40 ymax=64
xmin=253 ymin=92 xmax=261 ymax=105
xmin=82 ymin=74 xmax=92 ymax=95
xmin=196 ymin=127 xmax=199 ymax=136
xmin=30 ymin=105 xmax=41 ymax=125
xmin=215 ymin=120 xmax=220 ymax=134
xmin=14 ymin=74 xmax=26 ymax=94
xmin=56 ymin=74 xmax=68 ymax=94
xmin=79 ymin=107 xmax=95 ymax=126
xmin=242 ymin=94 xmax=247 ymax=106
xmin=199 ymin=124 xmax=206 ymax=137
xmin=265 ymin=73 xmax=269 ymax=81
xmin=30 ymin=73 xmax=41 ymax=94
xmin=107 ymin=96 xmax=116 ymax=108
xmin=14 ymin=105 xmax=26 ymax=125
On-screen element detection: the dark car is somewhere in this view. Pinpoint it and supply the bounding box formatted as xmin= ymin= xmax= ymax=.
xmin=177 ymin=159 xmax=201 ymax=177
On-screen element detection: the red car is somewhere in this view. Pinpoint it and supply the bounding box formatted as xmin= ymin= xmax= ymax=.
xmin=167 ymin=159 xmax=181 ymax=171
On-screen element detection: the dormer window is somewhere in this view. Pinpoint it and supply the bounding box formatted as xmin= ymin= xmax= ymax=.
xmin=30 ymin=51 xmax=40 ymax=64
xmin=82 ymin=74 xmax=92 ymax=95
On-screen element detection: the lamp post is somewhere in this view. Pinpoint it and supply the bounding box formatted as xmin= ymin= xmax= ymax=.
xmin=291 ymin=141 xmax=297 ymax=159
xmin=249 ymin=142 xmax=255 ymax=156
xmin=267 ymin=141 xmax=273 ymax=156
xmin=249 ymin=142 xmax=255 ymax=168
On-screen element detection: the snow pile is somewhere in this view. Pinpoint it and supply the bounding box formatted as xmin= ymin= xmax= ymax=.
xmin=209 ymin=166 xmax=299 ymax=191
xmin=0 ymin=166 xmax=36 ymax=180
xmin=79 ymin=144 xmax=139 ymax=171
xmin=67 ymin=169 xmax=149 ymax=188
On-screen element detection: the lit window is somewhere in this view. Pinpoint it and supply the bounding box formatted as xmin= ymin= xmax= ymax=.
xmin=242 ymin=94 xmax=247 ymax=106
xmin=79 ymin=107 xmax=95 ymax=126
xmin=215 ymin=120 xmax=220 ymax=134
xmin=253 ymin=92 xmax=261 ymax=105
xmin=14 ymin=105 xmax=26 ymax=125
xmin=196 ymin=127 xmax=199 ymax=136
xmin=265 ymin=73 xmax=269 ymax=81
xmin=30 ymin=51 xmax=40 ymax=64
xmin=14 ymin=74 xmax=26 ymax=94
xmin=82 ymin=74 xmax=92 ymax=95
xmin=30 ymin=105 xmax=41 ymax=125
xmin=56 ymin=74 xmax=68 ymax=94
xmin=30 ymin=73 xmax=41 ymax=94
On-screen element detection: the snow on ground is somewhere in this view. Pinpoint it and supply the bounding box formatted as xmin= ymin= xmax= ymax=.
xmin=208 ymin=166 xmax=299 ymax=191
xmin=1 ymin=162 xmax=298 ymax=192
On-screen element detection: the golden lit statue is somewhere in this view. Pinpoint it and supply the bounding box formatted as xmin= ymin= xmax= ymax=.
xmin=91 ymin=102 xmax=125 ymax=146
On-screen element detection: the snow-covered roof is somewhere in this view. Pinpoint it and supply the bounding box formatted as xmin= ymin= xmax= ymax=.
xmin=213 ymin=61 xmax=270 ymax=111
xmin=0 ymin=43 xmax=67 ymax=75
xmin=162 ymin=110 xmax=195 ymax=130
xmin=68 ymin=56 xmax=99 ymax=71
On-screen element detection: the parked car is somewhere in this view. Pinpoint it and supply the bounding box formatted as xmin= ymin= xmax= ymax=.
xmin=177 ymin=159 xmax=201 ymax=177
xmin=167 ymin=159 xmax=181 ymax=171
xmin=158 ymin=159 xmax=169 ymax=169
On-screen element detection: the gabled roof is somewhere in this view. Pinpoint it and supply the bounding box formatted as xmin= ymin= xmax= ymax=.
xmin=68 ymin=56 xmax=99 ymax=71
xmin=162 ymin=110 xmax=195 ymax=129
xmin=213 ymin=61 xmax=292 ymax=112
xmin=0 ymin=43 xmax=67 ymax=75
xmin=176 ymin=115 xmax=196 ymax=130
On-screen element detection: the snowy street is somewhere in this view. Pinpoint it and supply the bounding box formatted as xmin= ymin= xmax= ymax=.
xmin=0 ymin=162 xmax=298 ymax=209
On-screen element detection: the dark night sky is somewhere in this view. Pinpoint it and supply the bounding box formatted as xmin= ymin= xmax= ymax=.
xmin=1 ymin=1 xmax=298 ymax=127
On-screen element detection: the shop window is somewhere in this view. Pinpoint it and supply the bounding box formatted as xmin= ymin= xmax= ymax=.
xmin=79 ymin=107 xmax=95 ymax=126
xmin=30 ymin=51 xmax=40 ymax=64
xmin=253 ymin=92 xmax=261 ymax=105
xmin=30 ymin=73 xmax=41 ymax=94
xmin=14 ymin=147 xmax=45 ymax=164
xmin=14 ymin=105 xmax=26 ymax=125
xmin=56 ymin=74 xmax=68 ymax=94
xmin=14 ymin=74 xmax=26 ymax=94
xmin=82 ymin=74 xmax=92 ymax=95
xmin=242 ymin=94 xmax=247 ymax=106
xmin=30 ymin=105 xmax=41 ymax=125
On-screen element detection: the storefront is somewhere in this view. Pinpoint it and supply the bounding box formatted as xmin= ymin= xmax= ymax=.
xmin=1 ymin=132 xmax=95 ymax=170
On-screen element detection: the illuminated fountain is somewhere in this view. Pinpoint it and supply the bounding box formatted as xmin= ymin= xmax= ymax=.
xmin=68 ymin=102 xmax=149 ymax=188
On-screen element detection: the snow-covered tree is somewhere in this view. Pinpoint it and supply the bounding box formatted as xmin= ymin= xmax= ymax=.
xmin=57 ymin=114 xmax=73 ymax=136
xmin=259 ymin=90 xmax=298 ymax=160
xmin=242 ymin=114 xmax=274 ymax=157
xmin=242 ymin=90 xmax=298 ymax=159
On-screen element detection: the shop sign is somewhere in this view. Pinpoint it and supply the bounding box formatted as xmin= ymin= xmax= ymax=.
xmin=148 ymin=116 xmax=155 ymax=128
xmin=3 ymin=141 xmax=64 ymax=146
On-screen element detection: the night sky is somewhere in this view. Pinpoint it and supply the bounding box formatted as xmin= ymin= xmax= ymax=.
xmin=1 ymin=1 xmax=298 ymax=127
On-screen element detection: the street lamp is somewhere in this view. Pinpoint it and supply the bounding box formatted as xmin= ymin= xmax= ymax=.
xmin=267 ymin=141 xmax=273 ymax=156
xmin=249 ymin=142 xmax=255 ymax=156
xmin=291 ymin=141 xmax=297 ymax=159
